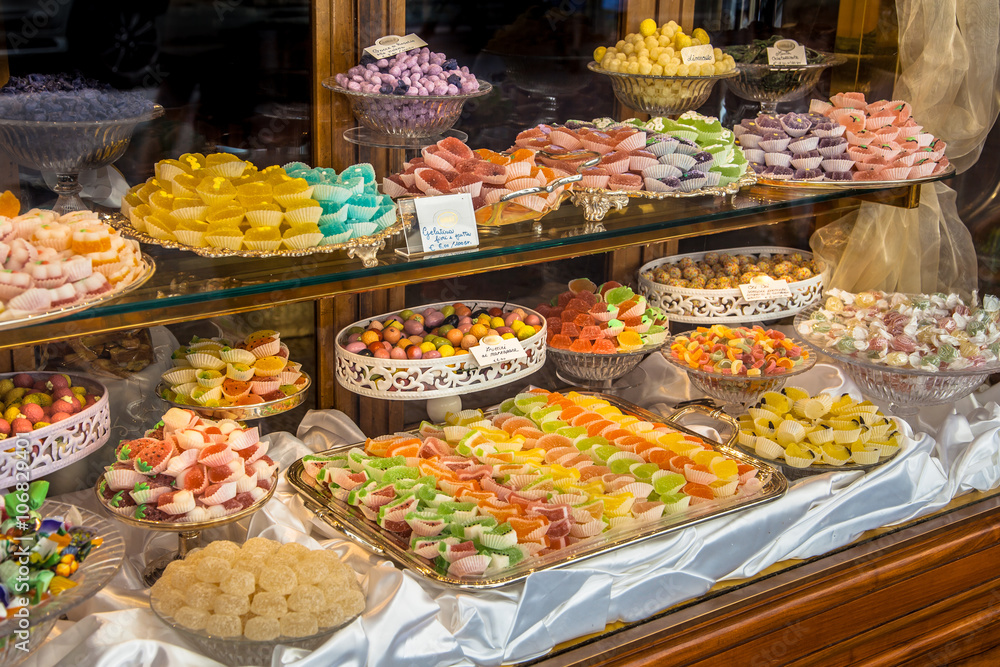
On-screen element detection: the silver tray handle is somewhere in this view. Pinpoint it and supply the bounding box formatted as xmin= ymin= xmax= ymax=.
xmin=663 ymin=402 xmax=740 ymax=448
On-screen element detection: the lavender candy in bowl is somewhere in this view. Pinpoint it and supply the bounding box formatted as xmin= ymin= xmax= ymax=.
xmin=325 ymin=48 xmax=492 ymax=139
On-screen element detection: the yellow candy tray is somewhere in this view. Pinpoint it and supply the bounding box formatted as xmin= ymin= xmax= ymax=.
xmin=286 ymin=395 xmax=788 ymax=589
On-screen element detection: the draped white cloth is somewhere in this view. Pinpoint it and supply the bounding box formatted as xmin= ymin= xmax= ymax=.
xmin=24 ymin=355 xmax=1000 ymax=667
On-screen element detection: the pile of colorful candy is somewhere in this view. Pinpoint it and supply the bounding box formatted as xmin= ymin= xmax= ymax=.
xmin=796 ymin=289 xmax=1000 ymax=371
xmin=737 ymin=388 xmax=901 ymax=468
xmin=670 ymin=325 xmax=810 ymax=376
xmin=0 ymin=373 xmax=101 ymax=437
xmin=383 ymin=137 xmax=571 ymax=212
xmin=536 ymin=279 xmax=668 ymax=354
xmin=162 ymin=330 xmax=307 ymax=406
xmin=593 ymin=20 xmax=735 ymax=77
xmin=737 ymin=93 xmax=948 ymax=182
xmin=339 ymin=302 xmax=543 ymax=361
xmin=0 ymin=73 xmax=156 ymax=122
xmin=0 ymin=206 xmax=145 ymax=318
xmin=98 ymin=408 xmax=276 ymax=522
xmin=644 ymin=250 xmax=817 ymax=290
xmin=150 ymin=538 xmax=365 ymax=639
xmin=0 ymin=482 xmax=103 ymax=615
xmin=301 ymin=389 xmax=762 ymax=576
xmin=514 ymin=112 xmax=749 ymax=193
xmin=335 ymin=48 xmax=479 ymax=97
xmin=123 ymin=155 xmax=395 ymax=250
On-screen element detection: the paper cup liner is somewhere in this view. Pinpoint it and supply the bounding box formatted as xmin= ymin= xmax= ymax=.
xmin=282 ymin=232 xmax=324 ymax=249
xmin=702 ymin=171 xmax=722 ymax=187
xmin=273 ymin=190 xmax=314 ymax=207
xmin=678 ymin=176 xmax=708 ymax=192
xmin=813 ymin=124 xmax=846 ymax=138
xmin=511 ymin=194 xmax=547 ymax=212
xmin=503 ymin=161 xmax=533 ymax=179
xmin=851 ymin=447 xmax=880 ymax=465
xmin=908 ymin=162 xmax=936 ymax=178
xmin=243 ymin=239 xmax=283 ymax=251
xmin=742 ymin=148 xmax=765 ymax=164
xmin=601 ymin=154 xmax=632 ymax=175
xmin=758 ymin=138 xmax=791 ymax=153
xmin=737 ymin=133 xmax=762 ymax=149
xmin=790 ymin=156 xmax=823 ymax=171
xmin=870 ymin=143 xmax=902 ymax=159
xmin=162 ymin=368 xmax=197 ymax=385
xmin=832 ymin=428 xmax=862 ymax=444
xmin=754 ymin=437 xmax=783 ymax=459
xmin=821 ymin=159 xmax=854 ymax=173
xmin=346 ymin=222 xmax=378 ymax=239
xmin=320 ymin=231 xmax=352 ymax=245
xmin=629 ymin=156 xmax=659 ymax=172
xmin=892 ymin=152 xmax=917 ymax=167
xmin=897 ymin=124 xmax=923 ymax=139
xmin=782 ymin=452 xmax=815 ymax=468
xmin=822 ymin=449 xmax=852 ymax=466
xmin=186 ymin=353 xmax=226 ymax=371
xmin=877 ymin=166 xmax=911 ymax=181
xmin=224 ymin=367 xmax=254 ymax=384
xmin=642 ymin=163 xmax=682 ymax=180
xmin=660 ymin=153 xmax=697 ymax=170
xmin=764 ymin=152 xmax=792 ymax=168
xmin=581 ymin=174 xmax=610 ymax=188
xmin=246 ymin=209 xmax=285 ymax=227
xmin=603 ymin=324 xmax=624 ymax=337
xmin=192 ymin=386 xmax=223 ymax=405
xmin=710 ymin=479 xmax=739 ymax=498
xmin=284 ymin=206 xmax=323 ymax=224
xmin=105 ymin=468 xmax=148 ymax=491
xmin=319 ymin=208 xmax=350 ymax=226
xmin=865 ymin=113 xmax=896 ymax=130
xmin=789 ymin=137 xmax=820 ymax=153
xmin=251 ymin=377 xmax=280 ymax=395
xmin=205 ymin=233 xmax=244 ymax=250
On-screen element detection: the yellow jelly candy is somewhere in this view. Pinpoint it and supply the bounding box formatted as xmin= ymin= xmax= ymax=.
xmin=709 ymin=458 xmax=739 ymax=480
xmin=691 ymin=449 xmax=722 ymax=466
xmin=761 ymin=391 xmax=790 ymax=414
xmin=639 ymin=18 xmax=657 ymax=37
xmin=618 ymin=331 xmax=643 ymax=348
xmin=692 ymin=28 xmax=710 ymax=45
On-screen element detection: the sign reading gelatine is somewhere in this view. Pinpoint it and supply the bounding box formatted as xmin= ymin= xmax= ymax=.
xmin=470 ymin=335 xmax=527 ymax=367
xmin=364 ymin=34 xmax=429 ymax=60
xmin=767 ymin=39 xmax=808 ymax=66
xmin=412 ymin=192 xmax=479 ymax=253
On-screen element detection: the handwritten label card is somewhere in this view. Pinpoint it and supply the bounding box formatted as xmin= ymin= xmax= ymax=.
xmin=738 ymin=276 xmax=793 ymax=302
xmin=364 ymin=34 xmax=429 ymax=60
xmin=470 ymin=335 xmax=527 ymax=367
xmin=412 ymin=193 xmax=479 ymax=254
xmin=767 ymin=39 xmax=808 ymax=66
xmin=681 ymin=44 xmax=715 ymax=65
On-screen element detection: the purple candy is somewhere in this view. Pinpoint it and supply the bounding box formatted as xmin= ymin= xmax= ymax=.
xmin=824 ymin=171 xmax=853 ymax=181
xmin=659 ymin=176 xmax=682 ymax=189
xmin=818 ymin=137 xmax=847 ymax=148
xmin=793 ymin=168 xmax=824 ymax=181
xmin=342 ymin=47 xmax=479 ymax=97
xmin=763 ymin=165 xmax=794 ymax=179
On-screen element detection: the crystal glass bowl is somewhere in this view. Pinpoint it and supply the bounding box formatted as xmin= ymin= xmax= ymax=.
xmin=793 ymin=303 xmax=999 ymax=415
xmin=152 ymin=602 xmax=360 ymax=667
xmin=727 ymin=53 xmax=847 ymax=113
xmin=0 ymin=502 xmax=125 ymax=666
xmin=547 ymin=342 xmax=665 ymax=383
xmin=663 ymin=333 xmax=818 ymax=414
xmin=0 ymin=106 xmax=163 ymax=213
xmin=323 ymin=78 xmax=492 ymax=138
xmin=587 ymin=62 xmax=737 ymax=117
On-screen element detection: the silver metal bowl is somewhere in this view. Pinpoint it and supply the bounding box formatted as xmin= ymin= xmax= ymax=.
xmin=547 ymin=342 xmax=665 ymax=382
xmin=727 ymin=53 xmax=847 ymax=113
xmin=587 ymin=62 xmax=738 ymax=117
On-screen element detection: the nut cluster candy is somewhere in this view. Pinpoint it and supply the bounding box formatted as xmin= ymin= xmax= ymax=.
xmin=514 ymin=112 xmax=749 ymax=194
xmin=797 ymin=289 xmax=1000 ymax=371
xmin=0 ymin=207 xmax=145 ymax=318
xmin=98 ymin=408 xmax=276 ymax=522
xmin=162 ymin=330 xmax=307 ymax=406
xmin=737 ymin=93 xmax=948 ymax=182
xmin=670 ymin=325 xmax=810 ymax=376
xmin=302 ymin=389 xmax=762 ymax=577
xmin=123 ymin=155 xmax=395 ymax=250
xmin=383 ymin=137 xmax=571 ymax=212
xmin=594 ymin=20 xmax=735 ymax=76
xmin=0 ymin=73 xmax=156 ymax=122
xmin=737 ymin=388 xmax=901 ymax=468
xmin=0 ymin=373 xmax=101 ymax=437
xmin=340 ymin=302 xmax=542 ymax=361
xmin=537 ymin=279 xmax=668 ymax=353
xmin=644 ymin=251 xmax=817 ymax=290
xmin=335 ymin=48 xmax=479 ymax=97
xmin=150 ymin=538 xmax=365 ymax=640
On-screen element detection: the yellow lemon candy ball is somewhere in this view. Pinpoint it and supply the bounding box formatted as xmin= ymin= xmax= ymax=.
xmin=692 ymin=28 xmax=711 ymax=45
xmin=593 ymin=46 xmax=607 ymax=62
xmin=675 ymin=33 xmax=692 ymax=50
xmin=639 ymin=18 xmax=657 ymax=37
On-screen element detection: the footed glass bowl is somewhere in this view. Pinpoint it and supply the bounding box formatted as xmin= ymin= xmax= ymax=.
xmin=727 ymin=53 xmax=847 ymax=114
xmin=793 ymin=304 xmax=998 ymax=416
xmin=547 ymin=341 xmax=665 ymax=383
xmin=587 ymin=62 xmax=737 ymax=117
xmin=323 ymin=78 xmax=492 ymax=138
xmin=0 ymin=502 xmax=125 ymax=667
xmin=663 ymin=334 xmax=817 ymax=415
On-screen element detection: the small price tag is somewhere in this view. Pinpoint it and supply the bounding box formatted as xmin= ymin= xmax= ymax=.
xmin=364 ymin=34 xmax=429 ymax=60
xmin=470 ymin=335 xmax=527 ymax=367
xmin=681 ymin=44 xmax=715 ymax=65
xmin=738 ymin=276 xmax=793 ymax=302
xmin=767 ymin=39 xmax=808 ymax=66
xmin=411 ymin=193 xmax=479 ymax=254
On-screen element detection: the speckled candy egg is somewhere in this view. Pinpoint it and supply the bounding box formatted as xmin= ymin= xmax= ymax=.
xmin=756 ymin=259 xmax=773 ymax=273
xmin=688 ymin=275 xmax=707 ymax=289
xmin=704 ymin=251 xmax=720 ymax=264
xmin=723 ymin=261 xmax=740 ymax=276
xmin=701 ymin=266 xmax=716 ymax=279
xmin=792 ymin=266 xmax=814 ymax=280
xmin=716 ymin=276 xmax=734 ymax=289
xmin=667 ymin=278 xmax=689 ymax=288
xmin=739 ymin=272 xmax=761 ymax=284
xmin=773 ymin=261 xmax=794 ymax=277
xmin=678 ymin=257 xmax=695 ymax=269
xmin=653 ymin=268 xmax=670 ymax=283
xmin=682 ymin=266 xmax=701 ymax=280
xmin=789 ymin=252 xmax=805 ymax=263
xmin=718 ymin=253 xmax=734 ymax=265
xmin=667 ymin=265 xmax=683 ymax=279
xmin=705 ymin=278 xmax=721 ymax=289
xmin=736 ymin=255 xmax=752 ymax=266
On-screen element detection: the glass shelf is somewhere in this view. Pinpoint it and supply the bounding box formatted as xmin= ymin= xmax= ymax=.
xmin=0 ymin=179 xmax=939 ymax=349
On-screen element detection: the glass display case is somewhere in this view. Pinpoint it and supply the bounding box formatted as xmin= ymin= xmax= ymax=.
xmin=0 ymin=0 xmax=998 ymax=665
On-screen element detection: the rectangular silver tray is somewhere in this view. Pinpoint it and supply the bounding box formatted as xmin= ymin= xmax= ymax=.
xmin=286 ymin=394 xmax=788 ymax=589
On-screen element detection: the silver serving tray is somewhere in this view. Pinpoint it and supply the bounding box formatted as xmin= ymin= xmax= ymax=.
xmin=286 ymin=394 xmax=788 ymax=589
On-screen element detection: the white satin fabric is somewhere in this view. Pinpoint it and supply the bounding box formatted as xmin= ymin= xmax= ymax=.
xmin=26 ymin=357 xmax=1000 ymax=667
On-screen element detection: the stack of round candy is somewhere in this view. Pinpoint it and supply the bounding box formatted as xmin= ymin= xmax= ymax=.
xmin=514 ymin=111 xmax=749 ymax=193
xmin=797 ymin=289 xmax=1000 ymax=371
xmin=537 ymin=279 xmax=668 ymax=354
xmin=335 ymin=48 xmax=479 ymax=97
xmin=736 ymin=93 xmax=947 ymax=182
xmin=0 ymin=207 xmax=144 ymax=318
xmin=301 ymin=388 xmax=762 ymax=577
xmin=0 ymin=73 xmax=156 ymax=122
xmin=737 ymin=388 xmax=902 ymax=468
xmin=593 ymin=20 xmax=735 ymax=77
xmin=98 ymin=407 xmax=277 ymax=522
xmin=163 ymin=330 xmax=307 ymax=406
xmin=670 ymin=325 xmax=810 ymax=376
xmin=339 ymin=302 xmax=543 ymax=360
xmin=0 ymin=372 xmax=101 ymax=436
xmin=150 ymin=538 xmax=365 ymax=640
xmin=383 ymin=137 xmax=570 ymax=212
xmin=123 ymin=155 xmax=395 ymax=250
xmin=644 ymin=250 xmax=817 ymax=290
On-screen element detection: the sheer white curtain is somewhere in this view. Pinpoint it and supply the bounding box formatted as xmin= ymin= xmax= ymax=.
xmin=810 ymin=0 xmax=1000 ymax=298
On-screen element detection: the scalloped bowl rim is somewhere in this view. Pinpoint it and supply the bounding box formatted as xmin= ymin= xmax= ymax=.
xmin=322 ymin=78 xmax=492 ymax=102
xmin=0 ymin=104 xmax=164 ymax=128
xmin=546 ymin=341 xmax=666 ymax=360
xmin=587 ymin=61 xmax=740 ymax=82
xmin=664 ymin=332 xmax=818 ymax=382
xmin=732 ymin=52 xmax=848 ymax=73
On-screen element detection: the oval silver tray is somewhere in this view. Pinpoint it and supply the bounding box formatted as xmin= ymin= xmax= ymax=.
xmin=753 ymin=163 xmax=955 ymax=189
xmin=156 ymin=372 xmax=311 ymax=421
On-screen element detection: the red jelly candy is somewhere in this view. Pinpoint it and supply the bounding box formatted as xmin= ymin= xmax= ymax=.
xmin=573 ymin=313 xmax=595 ymax=327
xmin=569 ymin=339 xmax=593 ymax=353
xmin=439 ymin=136 xmax=474 ymax=160
xmin=556 ymin=291 xmax=574 ymax=306
xmin=175 ymin=464 xmax=207 ymax=492
xmin=535 ymin=304 xmax=551 ymax=317
xmin=622 ymin=316 xmax=642 ymax=327
xmin=559 ymin=323 xmax=580 ymax=337
xmin=579 ymin=325 xmax=602 ymax=340
xmin=545 ymin=317 xmax=562 ymax=332
xmin=592 ymin=339 xmax=617 ymax=354
xmin=576 ymin=291 xmax=598 ymax=307
xmin=560 ymin=309 xmax=581 ymax=323
xmin=454 ymin=159 xmax=480 ymax=174
xmin=451 ymin=172 xmax=482 ymax=189
xmin=567 ymin=299 xmax=590 ymax=312
xmin=414 ymin=168 xmax=450 ymax=193
xmin=549 ymin=335 xmax=573 ymax=349
xmin=472 ymin=162 xmax=506 ymax=181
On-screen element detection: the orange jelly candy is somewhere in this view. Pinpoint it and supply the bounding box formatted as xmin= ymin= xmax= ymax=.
xmin=549 ymin=334 xmax=573 ymax=350
xmin=568 ymin=339 xmax=593 ymax=353
xmin=0 ymin=191 xmax=20 ymax=217
xmin=618 ymin=331 xmax=643 ymax=348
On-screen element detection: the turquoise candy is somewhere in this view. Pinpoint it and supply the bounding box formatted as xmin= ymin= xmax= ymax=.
xmin=340 ymin=163 xmax=376 ymax=185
